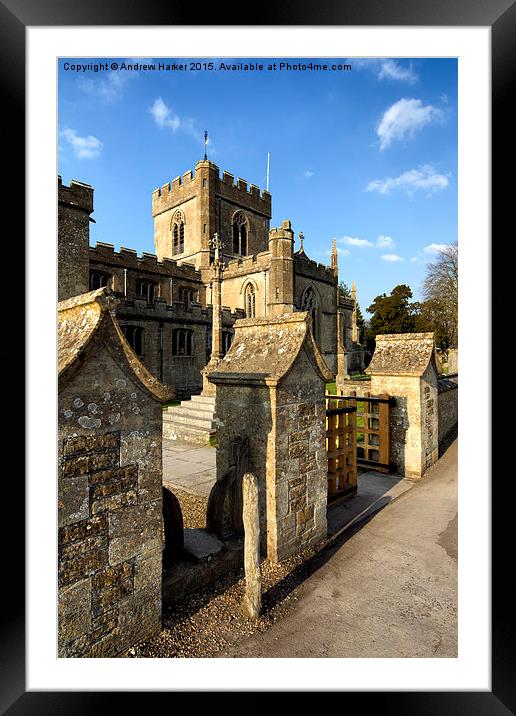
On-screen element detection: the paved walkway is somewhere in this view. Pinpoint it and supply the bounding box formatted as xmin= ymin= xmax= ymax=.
xmin=162 ymin=440 xmax=216 ymax=496
xmin=222 ymin=440 xmax=458 ymax=658
xmin=162 ymin=439 xmax=415 ymax=534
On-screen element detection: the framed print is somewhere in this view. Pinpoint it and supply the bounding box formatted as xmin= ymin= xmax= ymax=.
xmin=4 ymin=0 xmax=513 ymax=709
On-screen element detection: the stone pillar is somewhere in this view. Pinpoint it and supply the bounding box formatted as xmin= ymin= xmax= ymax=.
xmin=367 ymin=333 xmax=439 ymax=479
xmin=267 ymin=220 xmax=294 ymax=316
xmin=351 ymin=281 xmax=358 ymax=343
xmin=336 ymin=310 xmax=348 ymax=384
xmin=208 ymin=313 xmax=333 ymax=562
xmin=241 ymin=472 xmax=262 ymax=619
xmin=202 ymin=233 xmax=224 ymax=396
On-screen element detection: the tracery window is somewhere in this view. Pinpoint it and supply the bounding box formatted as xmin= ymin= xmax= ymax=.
xmin=172 ymin=211 xmax=185 ymax=255
xmin=245 ymin=283 xmax=256 ymax=318
xmin=301 ymin=285 xmax=318 ymax=338
xmin=232 ymin=212 xmax=248 ymax=255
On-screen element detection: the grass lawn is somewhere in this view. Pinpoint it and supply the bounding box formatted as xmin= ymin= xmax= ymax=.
xmin=162 ymin=400 xmax=181 ymax=410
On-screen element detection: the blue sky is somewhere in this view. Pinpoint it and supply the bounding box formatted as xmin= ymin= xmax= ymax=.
xmin=58 ymin=57 xmax=457 ymax=314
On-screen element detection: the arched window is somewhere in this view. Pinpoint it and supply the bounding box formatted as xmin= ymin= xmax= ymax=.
xmin=222 ymin=331 xmax=233 ymax=356
xmin=89 ymin=271 xmax=112 ymax=290
xmin=135 ymin=279 xmax=156 ymax=304
xmin=245 ymin=283 xmax=256 ymax=318
xmin=232 ymin=212 xmax=248 ymax=256
xmin=122 ymin=325 xmax=144 ymax=357
xmin=178 ymin=286 xmax=194 ymax=308
xmin=301 ymin=285 xmax=318 ymax=339
xmin=173 ymin=224 xmax=179 ymax=255
xmin=172 ymin=328 xmax=194 ymax=356
xmin=179 ymin=222 xmax=185 ymax=253
xmin=172 ymin=211 xmax=185 ymax=256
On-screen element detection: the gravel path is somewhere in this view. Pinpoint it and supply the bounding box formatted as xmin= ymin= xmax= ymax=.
xmin=122 ymin=541 xmax=325 ymax=658
xmin=164 ymin=482 xmax=208 ymax=529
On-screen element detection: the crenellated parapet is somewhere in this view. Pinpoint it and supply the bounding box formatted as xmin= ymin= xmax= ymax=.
xmin=217 ymin=169 xmax=271 ymax=217
xmin=58 ymin=175 xmax=94 ymax=213
xmin=223 ymin=250 xmax=271 ymax=277
xmin=89 ymin=242 xmax=201 ymax=281
xmin=152 ymin=160 xmax=271 ymax=218
xmin=294 ymin=250 xmax=336 ymax=286
xmin=112 ymin=291 xmax=243 ymax=326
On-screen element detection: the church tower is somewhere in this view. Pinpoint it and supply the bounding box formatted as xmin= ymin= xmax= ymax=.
xmin=152 ymin=160 xmax=272 ymax=270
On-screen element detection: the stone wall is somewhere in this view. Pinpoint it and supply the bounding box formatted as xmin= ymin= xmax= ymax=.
xmin=58 ymin=289 xmax=173 ymax=657
xmin=209 ymin=312 xmax=333 ymax=562
xmin=438 ymin=375 xmax=458 ymax=448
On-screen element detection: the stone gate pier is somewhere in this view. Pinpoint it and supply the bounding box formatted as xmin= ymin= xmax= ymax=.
xmin=208 ymin=312 xmax=333 ymax=563
xmin=58 ymin=287 xmax=175 ymax=657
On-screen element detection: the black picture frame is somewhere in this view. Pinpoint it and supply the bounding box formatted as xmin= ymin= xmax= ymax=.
xmin=6 ymin=0 xmax=512 ymax=710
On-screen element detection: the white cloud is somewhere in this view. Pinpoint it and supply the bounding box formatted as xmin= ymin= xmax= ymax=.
xmin=337 ymin=236 xmax=374 ymax=248
xmin=351 ymin=59 xmax=418 ymax=84
xmin=149 ymin=97 xmax=181 ymax=131
xmin=60 ymin=128 xmax=103 ymax=159
xmin=302 ymin=170 xmax=314 ymax=178
xmin=381 ymin=254 xmax=404 ymax=262
xmin=78 ymin=63 xmax=141 ymax=103
xmin=423 ymin=243 xmax=450 ymax=255
xmin=376 ymin=98 xmax=444 ymax=150
xmin=376 ymin=235 xmax=395 ymax=249
xmin=149 ymin=97 xmax=210 ymax=154
xmin=366 ymin=165 xmax=450 ymax=196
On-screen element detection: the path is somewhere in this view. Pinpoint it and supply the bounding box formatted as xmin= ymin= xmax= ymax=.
xmin=222 ymin=440 xmax=458 ymax=658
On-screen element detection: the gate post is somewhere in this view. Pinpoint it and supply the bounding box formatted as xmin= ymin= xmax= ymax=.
xmin=367 ymin=333 xmax=439 ymax=478
xmin=208 ymin=312 xmax=334 ymax=562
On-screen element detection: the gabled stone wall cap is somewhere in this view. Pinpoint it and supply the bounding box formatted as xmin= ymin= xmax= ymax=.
xmin=366 ymin=332 xmax=437 ymax=377
xmin=208 ymin=312 xmax=333 ymax=385
xmin=58 ymin=287 xmax=175 ymax=402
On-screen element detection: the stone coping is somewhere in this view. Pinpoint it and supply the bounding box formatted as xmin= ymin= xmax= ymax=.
xmin=58 ymin=286 xmax=175 ymax=403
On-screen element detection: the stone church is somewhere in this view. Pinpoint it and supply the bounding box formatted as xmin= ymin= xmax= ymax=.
xmin=58 ymin=158 xmax=364 ymax=398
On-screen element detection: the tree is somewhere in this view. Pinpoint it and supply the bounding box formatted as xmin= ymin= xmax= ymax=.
xmin=420 ymin=243 xmax=458 ymax=350
xmin=366 ymin=284 xmax=417 ymax=345
xmin=338 ymin=281 xmax=352 ymax=299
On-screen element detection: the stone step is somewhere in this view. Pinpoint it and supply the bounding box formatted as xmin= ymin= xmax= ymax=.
xmin=163 ymin=422 xmax=215 ymax=445
xmin=183 ymin=528 xmax=223 ymax=563
xmin=169 ymin=405 xmax=215 ymax=420
xmin=189 ymin=394 xmax=216 ymax=406
xmin=163 ymin=413 xmax=217 ymax=430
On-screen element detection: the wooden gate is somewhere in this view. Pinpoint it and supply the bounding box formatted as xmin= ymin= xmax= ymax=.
xmin=326 ymin=401 xmax=357 ymax=499
xmin=327 ymin=391 xmax=393 ymax=473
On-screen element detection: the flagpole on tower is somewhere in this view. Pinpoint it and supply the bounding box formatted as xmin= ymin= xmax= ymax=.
xmin=204 ymin=130 xmax=208 ymax=161
xmin=266 ymin=152 xmax=270 ymax=191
